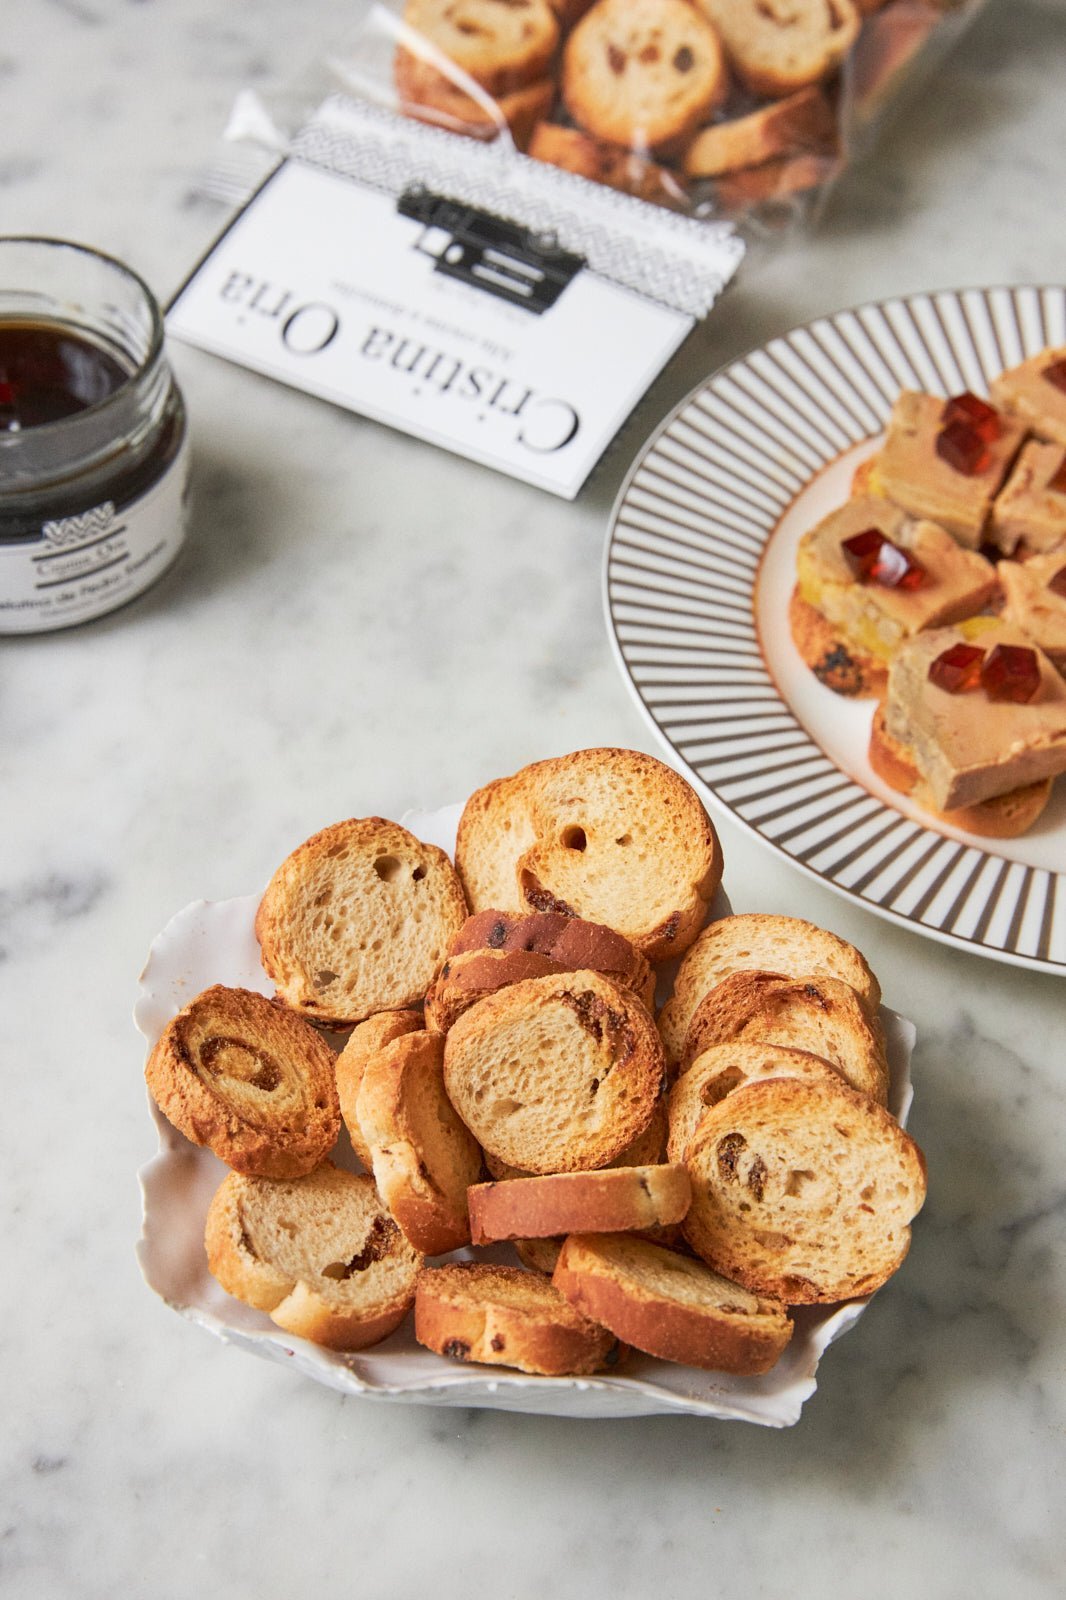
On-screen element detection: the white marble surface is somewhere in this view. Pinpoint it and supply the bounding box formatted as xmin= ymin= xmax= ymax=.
xmin=3 ymin=0 xmax=1066 ymax=1594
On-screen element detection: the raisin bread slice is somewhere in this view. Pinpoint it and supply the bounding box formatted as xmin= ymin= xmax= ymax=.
xmin=355 ymin=1029 xmax=484 ymax=1256
xmin=443 ymin=969 xmax=665 ymax=1174
xmin=146 ymin=985 xmax=339 ymax=1179
xmin=683 ymin=85 xmax=836 ymax=177
xmin=414 ymin=1261 xmax=621 ymax=1374
xmin=425 ymin=907 xmax=655 ymax=1032
xmin=468 ymin=1163 xmax=690 ymax=1244
xmin=659 ymin=913 xmax=881 ymax=1064
xmin=694 ymin=0 xmax=860 ymax=97
xmin=680 ymin=970 xmax=889 ymax=1104
xmin=398 ymin=0 xmax=560 ymax=98
xmin=205 ymin=1165 xmax=422 ymax=1350
xmin=456 ymin=749 xmax=722 ymax=962
xmin=255 ymin=816 xmax=467 ymax=1027
xmin=562 ymin=0 xmax=727 ymax=152
xmin=335 ymin=1009 xmax=423 ymax=1171
xmin=553 ymin=1233 xmax=793 ymax=1373
xmin=667 ymin=1041 xmax=847 ymax=1163
xmin=681 ymin=1076 xmax=926 ymax=1303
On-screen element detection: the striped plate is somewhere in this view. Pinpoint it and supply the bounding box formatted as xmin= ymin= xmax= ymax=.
xmin=604 ymin=287 xmax=1066 ymax=974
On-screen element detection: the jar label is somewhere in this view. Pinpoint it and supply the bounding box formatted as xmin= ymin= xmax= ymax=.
xmin=0 ymin=440 xmax=189 ymax=633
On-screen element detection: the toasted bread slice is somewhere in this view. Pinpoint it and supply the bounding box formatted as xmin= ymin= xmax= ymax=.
xmin=659 ymin=914 xmax=882 ymax=1066
xmin=335 ymin=1010 xmax=423 ymax=1170
xmin=146 ymin=985 xmax=340 ymax=1179
xmin=468 ymin=1164 xmax=691 ymax=1244
xmin=562 ymin=0 xmax=727 ymax=153
xmin=711 ymin=150 xmax=842 ymax=210
xmin=425 ymin=907 xmax=655 ymax=1032
xmin=414 ymin=1262 xmax=621 ymax=1375
xmin=397 ymin=0 xmax=559 ymax=98
xmin=443 ymin=970 xmax=666 ymax=1174
xmin=527 ymin=123 xmax=688 ymax=206
xmin=457 ymin=748 xmax=721 ymax=963
xmin=681 ymin=1076 xmax=926 ymax=1303
xmin=680 ymin=970 xmax=888 ymax=1103
xmin=684 ymin=86 xmax=836 ymax=178
xmin=869 ymin=701 xmax=1053 ymax=839
xmin=205 ymin=1164 xmax=422 ymax=1350
xmin=693 ymin=0 xmax=860 ymax=96
xmin=789 ymin=587 xmax=887 ymax=698
xmin=396 ymin=62 xmax=553 ymax=148
xmin=667 ymin=1041 xmax=848 ymax=1162
xmin=483 ymin=1098 xmax=668 ymax=1179
xmin=255 ymin=817 xmax=468 ymax=1027
xmin=356 ymin=1030 xmax=483 ymax=1256
xmin=553 ymin=1233 xmax=793 ymax=1374
xmin=454 ymin=771 xmax=537 ymax=916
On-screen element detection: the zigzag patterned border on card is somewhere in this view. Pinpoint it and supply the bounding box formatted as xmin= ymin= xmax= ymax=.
xmin=290 ymin=97 xmax=743 ymax=320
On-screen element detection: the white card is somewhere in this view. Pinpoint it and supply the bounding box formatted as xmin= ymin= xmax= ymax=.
xmin=168 ymin=158 xmax=697 ymax=497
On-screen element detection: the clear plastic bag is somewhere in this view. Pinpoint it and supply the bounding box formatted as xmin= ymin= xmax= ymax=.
xmin=206 ymin=2 xmax=987 ymax=241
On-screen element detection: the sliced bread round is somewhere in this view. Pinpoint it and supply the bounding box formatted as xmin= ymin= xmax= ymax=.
xmin=468 ymin=1163 xmax=691 ymax=1244
xmin=398 ymin=0 xmax=560 ymax=98
xmin=454 ymin=771 xmax=538 ymax=915
xmin=424 ymin=907 xmax=655 ymax=1031
xmin=146 ymin=985 xmax=340 ymax=1179
xmin=667 ymin=1041 xmax=847 ymax=1162
xmin=693 ymin=0 xmax=860 ymax=97
xmin=443 ymin=969 xmax=666 ymax=1174
xmin=335 ymin=1009 xmax=423 ymax=1171
xmin=483 ymin=1097 xmax=668 ymax=1179
xmin=553 ymin=1232 xmax=793 ymax=1374
xmin=205 ymin=1164 xmax=422 ymax=1349
xmin=414 ymin=1261 xmax=621 ymax=1375
xmin=680 ymin=970 xmax=889 ymax=1104
xmin=562 ymin=0 xmax=728 ymax=153
xmin=457 ymin=748 xmax=721 ymax=963
xmin=659 ymin=912 xmax=881 ymax=1064
xmin=355 ymin=1029 xmax=484 ymax=1256
xmin=255 ymin=816 xmax=468 ymax=1027
xmin=681 ymin=1076 xmax=927 ymax=1303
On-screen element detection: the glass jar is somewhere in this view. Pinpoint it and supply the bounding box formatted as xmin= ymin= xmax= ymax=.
xmin=0 ymin=237 xmax=188 ymax=633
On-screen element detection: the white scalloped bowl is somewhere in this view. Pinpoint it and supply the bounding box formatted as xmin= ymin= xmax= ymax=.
xmin=136 ymin=802 xmax=916 ymax=1422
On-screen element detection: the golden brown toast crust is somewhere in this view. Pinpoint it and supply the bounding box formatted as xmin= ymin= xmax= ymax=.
xmin=789 ymin=586 xmax=887 ymax=699
xmin=553 ymin=1233 xmax=793 ymax=1374
xmin=146 ymin=985 xmax=340 ymax=1179
xmin=468 ymin=1164 xmax=691 ymax=1244
xmin=414 ymin=1262 xmax=621 ymax=1375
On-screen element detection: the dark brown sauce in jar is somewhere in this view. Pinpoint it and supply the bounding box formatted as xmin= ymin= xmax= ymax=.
xmin=0 ymin=239 xmax=189 ymax=634
xmin=0 ymin=321 xmax=129 ymax=431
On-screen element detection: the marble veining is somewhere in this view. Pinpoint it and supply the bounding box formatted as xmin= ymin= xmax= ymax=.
xmin=3 ymin=0 xmax=1066 ymax=1596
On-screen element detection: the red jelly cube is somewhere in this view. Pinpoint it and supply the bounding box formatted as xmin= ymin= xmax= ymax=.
xmin=872 ymin=540 xmax=925 ymax=590
xmin=1042 ymin=357 xmax=1066 ymax=395
xmin=841 ymin=527 xmax=887 ymax=580
xmin=942 ymin=391 xmax=1001 ymax=443
xmin=980 ymin=643 xmax=1041 ymax=704
xmin=841 ymin=528 xmax=925 ymax=589
xmin=1047 ymin=453 xmax=1066 ymax=495
xmin=928 ymin=643 xmax=985 ymax=694
xmin=936 ymin=419 xmax=992 ymax=476
xmin=1048 ymin=564 xmax=1066 ymax=600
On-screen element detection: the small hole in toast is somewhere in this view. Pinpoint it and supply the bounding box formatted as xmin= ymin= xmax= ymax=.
xmin=561 ymin=825 xmax=587 ymax=852
xmin=373 ymin=854 xmax=403 ymax=883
